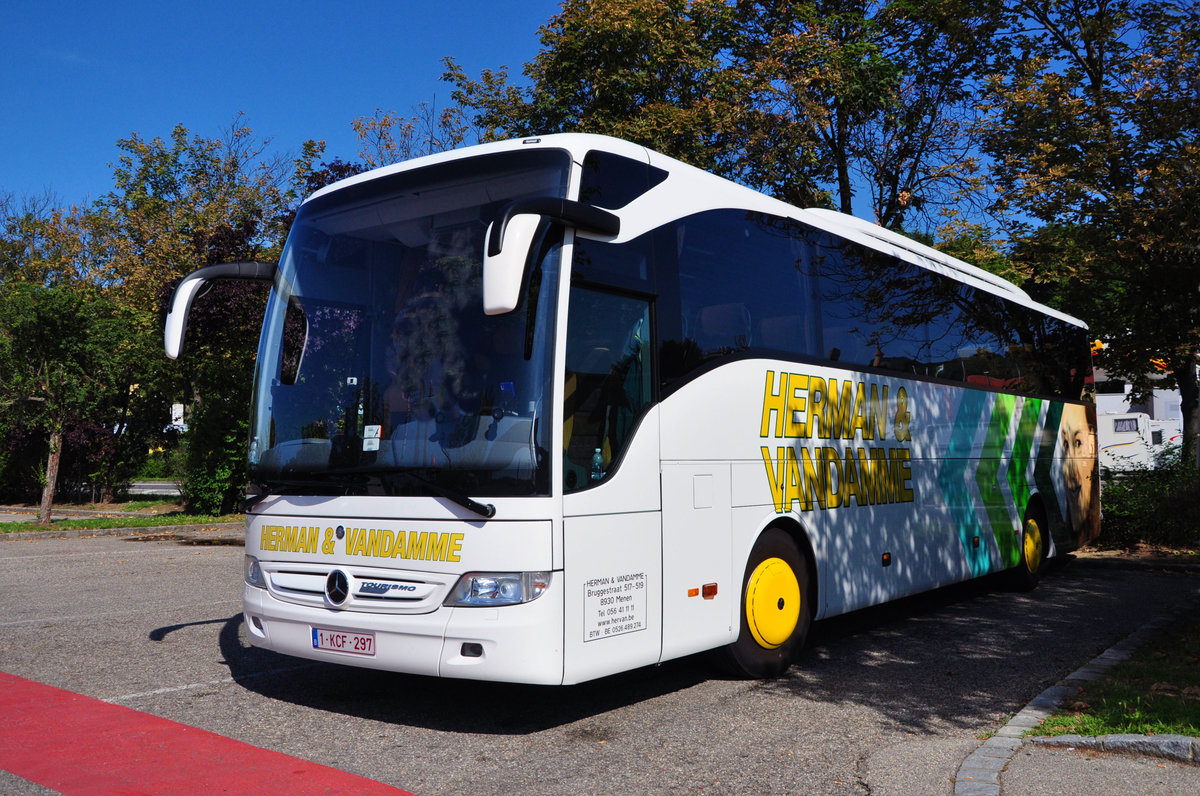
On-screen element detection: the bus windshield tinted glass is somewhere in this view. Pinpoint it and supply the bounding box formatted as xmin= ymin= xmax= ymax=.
xmin=250 ymin=149 xmax=569 ymax=496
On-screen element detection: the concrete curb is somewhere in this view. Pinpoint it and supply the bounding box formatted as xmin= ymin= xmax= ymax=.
xmin=952 ymin=590 xmax=1200 ymax=795
xmin=1072 ymin=554 xmax=1200 ymax=575
xmin=1029 ymin=733 xmax=1200 ymax=765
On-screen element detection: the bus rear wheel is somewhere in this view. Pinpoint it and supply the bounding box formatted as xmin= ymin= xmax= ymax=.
xmin=1011 ymin=511 xmax=1047 ymax=591
xmin=722 ymin=528 xmax=811 ymax=678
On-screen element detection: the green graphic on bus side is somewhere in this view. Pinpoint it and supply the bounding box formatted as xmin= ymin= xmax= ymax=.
xmin=1007 ymin=397 xmax=1045 ymax=553
xmin=1034 ymin=401 xmax=1066 ymax=531
xmin=939 ymin=390 xmax=991 ymax=577
xmin=975 ymin=393 xmax=1019 ymax=566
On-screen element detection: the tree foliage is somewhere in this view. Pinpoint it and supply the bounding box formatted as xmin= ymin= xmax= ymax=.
xmin=445 ymin=0 xmax=1001 ymax=230
xmin=0 ymin=118 xmax=331 ymax=512
xmin=352 ymin=102 xmax=469 ymax=168
xmin=0 ymin=282 xmax=140 ymax=519
xmin=3 ymin=0 xmax=1199 ymax=515
xmin=978 ymin=0 xmax=1200 ymax=463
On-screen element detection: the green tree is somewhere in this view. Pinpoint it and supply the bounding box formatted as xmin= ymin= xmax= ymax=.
xmin=0 ymin=195 xmax=158 ymax=505
xmin=445 ymin=0 xmax=754 ymax=178
xmin=445 ymin=0 xmax=1000 ymax=231
xmin=0 ymin=283 xmax=130 ymax=521
xmin=1 ymin=121 xmax=344 ymax=513
xmin=98 ymin=118 xmax=299 ymax=512
xmin=977 ymin=0 xmax=1200 ymax=464
xmin=351 ymin=101 xmax=469 ymax=168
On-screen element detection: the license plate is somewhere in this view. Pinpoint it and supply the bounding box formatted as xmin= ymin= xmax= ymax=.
xmin=311 ymin=627 xmax=375 ymax=656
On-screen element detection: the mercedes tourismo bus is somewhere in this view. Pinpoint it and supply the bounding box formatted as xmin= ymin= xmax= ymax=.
xmin=164 ymin=134 xmax=1100 ymax=684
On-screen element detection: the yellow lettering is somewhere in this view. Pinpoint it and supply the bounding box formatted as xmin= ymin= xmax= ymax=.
xmin=799 ymin=447 xmax=826 ymax=510
xmin=427 ymin=533 xmax=449 ymax=561
xmin=849 ymin=382 xmax=867 ymax=440
xmin=781 ymin=447 xmax=804 ymax=512
xmin=842 ymin=449 xmax=861 ymax=506
xmin=784 ymin=374 xmax=809 ymax=439
xmin=809 ymin=378 xmax=828 ymax=439
xmin=825 ymin=379 xmax=856 ymax=440
xmin=856 ymin=449 xmax=877 ymax=505
xmin=761 ymin=446 xmax=787 ymax=513
xmin=869 ymin=384 xmax=889 ymax=440
xmin=760 ymin=371 xmax=788 ymax=438
xmin=823 ymin=447 xmax=842 ymax=508
xmin=759 ymin=370 xmax=917 ymax=512
xmin=894 ymin=386 xmax=911 ymax=442
xmin=892 ymin=448 xmax=915 ymax=502
xmin=446 ymin=533 xmax=464 ymax=562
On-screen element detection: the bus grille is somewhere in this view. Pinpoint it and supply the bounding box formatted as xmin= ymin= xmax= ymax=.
xmin=260 ymin=562 xmax=452 ymax=614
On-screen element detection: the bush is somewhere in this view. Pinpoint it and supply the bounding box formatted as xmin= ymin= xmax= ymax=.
xmin=180 ymin=397 xmax=248 ymax=516
xmin=137 ymin=448 xmax=172 ymax=479
xmin=1099 ymin=447 xmax=1200 ymax=549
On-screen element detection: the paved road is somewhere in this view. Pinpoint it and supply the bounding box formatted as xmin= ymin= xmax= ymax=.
xmin=128 ymin=481 xmax=183 ymax=497
xmin=1 ymin=534 xmax=1196 ymax=795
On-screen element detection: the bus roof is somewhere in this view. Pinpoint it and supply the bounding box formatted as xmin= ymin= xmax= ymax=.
xmin=305 ymin=133 xmax=1087 ymax=331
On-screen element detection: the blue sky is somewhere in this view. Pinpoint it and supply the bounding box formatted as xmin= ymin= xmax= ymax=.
xmin=2 ymin=1 xmax=562 ymax=207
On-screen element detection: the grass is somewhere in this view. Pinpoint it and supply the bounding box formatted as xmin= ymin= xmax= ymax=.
xmin=117 ymin=499 xmax=180 ymax=513
xmin=1 ymin=512 xmax=242 ymax=534
xmin=1036 ymin=606 xmax=1200 ymax=738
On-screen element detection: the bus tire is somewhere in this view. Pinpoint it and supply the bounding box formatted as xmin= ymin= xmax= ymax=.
xmin=1011 ymin=508 xmax=1047 ymax=591
xmin=721 ymin=528 xmax=811 ymax=679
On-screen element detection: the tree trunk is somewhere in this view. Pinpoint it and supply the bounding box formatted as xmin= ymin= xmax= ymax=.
xmin=38 ymin=428 xmax=63 ymax=525
xmin=1178 ymin=354 xmax=1200 ymax=470
xmin=836 ymin=110 xmax=853 ymax=216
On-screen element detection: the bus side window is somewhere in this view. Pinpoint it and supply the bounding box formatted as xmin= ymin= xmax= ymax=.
xmin=563 ymin=287 xmax=653 ymax=491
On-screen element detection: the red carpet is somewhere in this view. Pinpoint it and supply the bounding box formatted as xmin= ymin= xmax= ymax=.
xmin=0 ymin=671 xmax=413 ymax=795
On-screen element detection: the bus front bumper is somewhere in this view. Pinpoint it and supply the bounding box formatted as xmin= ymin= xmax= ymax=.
xmin=241 ymin=575 xmax=565 ymax=684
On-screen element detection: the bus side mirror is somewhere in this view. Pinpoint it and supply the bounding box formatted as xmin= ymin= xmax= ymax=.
xmin=483 ymin=214 xmax=541 ymax=315
xmin=482 ymin=198 xmax=620 ymax=315
xmin=164 ymin=261 xmax=276 ymax=359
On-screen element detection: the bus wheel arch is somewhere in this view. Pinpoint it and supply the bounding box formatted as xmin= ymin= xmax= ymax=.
xmin=776 ymin=518 xmax=818 ymax=623
xmin=720 ymin=521 xmax=815 ymax=678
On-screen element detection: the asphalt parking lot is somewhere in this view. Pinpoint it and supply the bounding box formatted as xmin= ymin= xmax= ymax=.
xmin=1 ymin=532 xmax=1196 ymax=795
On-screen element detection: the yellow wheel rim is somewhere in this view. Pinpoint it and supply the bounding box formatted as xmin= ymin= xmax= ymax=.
xmin=1023 ymin=518 xmax=1044 ymax=573
xmin=746 ymin=557 xmax=801 ymax=649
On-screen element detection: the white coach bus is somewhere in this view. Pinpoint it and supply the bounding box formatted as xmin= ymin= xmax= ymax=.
xmin=164 ymin=134 xmax=1099 ymax=684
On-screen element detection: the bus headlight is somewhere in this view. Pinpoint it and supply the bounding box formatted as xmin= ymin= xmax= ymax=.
xmin=244 ymin=555 xmax=266 ymax=589
xmin=444 ymin=571 xmax=550 ymax=607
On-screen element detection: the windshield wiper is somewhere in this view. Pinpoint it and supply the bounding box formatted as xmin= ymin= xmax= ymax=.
xmin=240 ymin=470 xmax=496 ymax=520
xmin=382 ymin=471 xmax=496 ymax=519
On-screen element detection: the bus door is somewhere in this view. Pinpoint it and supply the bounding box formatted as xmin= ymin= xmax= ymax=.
xmin=659 ymin=455 xmax=736 ymax=661
xmin=561 ymin=287 xmax=663 ymax=684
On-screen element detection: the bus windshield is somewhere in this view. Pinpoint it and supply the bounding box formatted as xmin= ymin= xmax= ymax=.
xmin=249 ymin=149 xmax=570 ymax=497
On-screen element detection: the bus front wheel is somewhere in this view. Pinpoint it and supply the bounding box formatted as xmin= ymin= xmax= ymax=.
xmin=722 ymin=528 xmax=811 ymax=678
